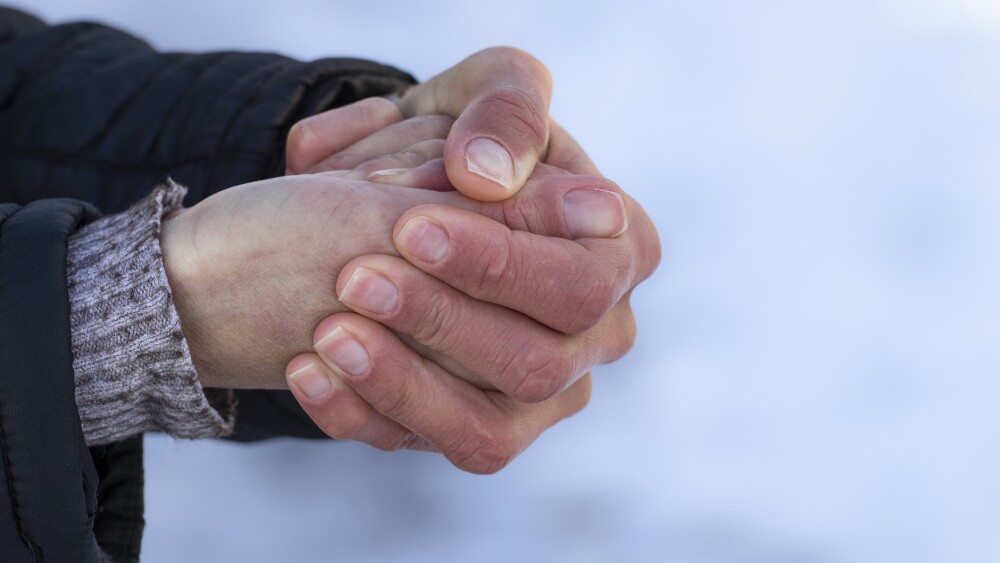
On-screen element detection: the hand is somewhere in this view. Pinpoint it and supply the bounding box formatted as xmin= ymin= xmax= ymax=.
xmin=280 ymin=116 xmax=660 ymax=473
xmin=281 ymin=47 xmax=661 ymax=473
xmin=160 ymin=122 xmax=629 ymax=391
xmin=286 ymin=46 xmax=593 ymax=201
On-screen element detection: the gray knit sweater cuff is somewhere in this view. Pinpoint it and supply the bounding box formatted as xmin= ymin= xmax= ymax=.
xmin=67 ymin=182 xmax=235 ymax=446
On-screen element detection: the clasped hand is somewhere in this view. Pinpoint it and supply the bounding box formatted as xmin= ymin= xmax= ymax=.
xmin=160 ymin=47 xmax=660 ymax=474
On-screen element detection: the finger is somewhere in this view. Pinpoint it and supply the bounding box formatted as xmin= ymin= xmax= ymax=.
xmin=367 ymin=158 xmax=454 ymax=191
xmin=286 ymin=97 xmax=403 ymax=175
xmin=308 ymin=115 xmax=454 ymax=173
xmin=545 ymin=120 xmax=601 ymax=176
xmin=285 ymin=353 xmax=434 ymax=451
xmin=391 ymin=199 xmax=658 ymax=334
xmin=439 ymin=169 xmax=630 ymax=240
xmin=340 ymin=139 xmax=445 ymax=181
xmin=336 ymin=255 xmax=572 ymax=401
xmin=331 ymin=167 xmax=630 ymax=241
xmin=335 ymin=255 xmax=638 ymax=402
xmin=310 ymin=314 xmax=592 ymax=474
xmin=399 ymin=47 xmax=552 ymax=201
xmin=393 ymin=295 xmax=637 ymax=394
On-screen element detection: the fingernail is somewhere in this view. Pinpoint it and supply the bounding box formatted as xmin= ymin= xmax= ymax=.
xmin=288 ymin=362 xmax=333 ymax=399
xmin=396 ymin=216 xmax=449 ymax=263
xmin=466 ymin=138 xmax=514 ymax=191
xmin=340 ymin=267 xmax=399 ymax=314
xmin=563 ymin=189 xmax=628 ymax=238
xmin=315 ymin=326 xmax=371 ymax=377
xmin=367 ymin=168 xmax=408 ymax=181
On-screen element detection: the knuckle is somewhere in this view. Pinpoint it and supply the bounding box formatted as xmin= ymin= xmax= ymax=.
xmin=511 ymin=345 xmax=573 ymax=403
xmin=286 ymin=120 xmax=316 ymax=166
xmin=469 ymin=235 xmax=517 ymax=299
xmin=563 ymin=270 xmax=618 ymax=333
xmin=319 ymin=391 xmax=369 ymax=441
xmin=451 ymin=424 xmax=518 ymax=475
xmin=581 ymin=305 xmax=636 ymax=364
xmin=570 ymin=375 xmax=594 ymax=415
xmin=499 ymin=198 xmax=535 ymax=233
xmin=362 ymin=95 xmax=402 ymax=116
xmin=618 ymin=310 xmax=638 ymax=358
xmin=477 ymin=86 xmax=548 ymax=147
xmin=409 ymin=287 xmax=462 ymax=349
xmin=368 ymin=377 xmax=415 ymax=421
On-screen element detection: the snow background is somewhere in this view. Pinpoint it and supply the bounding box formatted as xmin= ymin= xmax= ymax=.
xmin=16 ymin=1 xmax=1000 ymax=561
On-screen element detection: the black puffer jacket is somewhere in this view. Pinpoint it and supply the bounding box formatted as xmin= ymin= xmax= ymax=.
xmin=0 ymin=7 xmax=414 ymax=561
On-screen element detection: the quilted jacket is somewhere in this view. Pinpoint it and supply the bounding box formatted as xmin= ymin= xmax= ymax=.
xmin=0 ymin=7 xmax=414 ymax=561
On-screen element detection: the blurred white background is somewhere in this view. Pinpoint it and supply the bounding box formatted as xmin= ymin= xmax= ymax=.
xmin=16 ymin=1 xmax=1000 ymax=561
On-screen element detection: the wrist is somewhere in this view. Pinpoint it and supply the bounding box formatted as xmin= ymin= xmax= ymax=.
xmin=160 ymin=207 xmax=219 ymax=387
xmin=68 ymin=184 xmax=235 ymax=444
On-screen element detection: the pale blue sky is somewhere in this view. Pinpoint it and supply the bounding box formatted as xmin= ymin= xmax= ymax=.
xmin=18 ymin=1 xmax=1000 ymax=561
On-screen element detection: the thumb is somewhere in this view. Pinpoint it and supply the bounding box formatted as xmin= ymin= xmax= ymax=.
xmin=409 ymin=163 xmax=630 ymax=242
xmin=399 ymin=47 xmax=552 ymax=202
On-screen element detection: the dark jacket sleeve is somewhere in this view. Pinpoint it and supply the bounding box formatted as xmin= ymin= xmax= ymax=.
xmin=0 ymin=198 xmax=143 ymax=562
xmin=0 ymin=7 xmax=416 ymax=442
xmin=0 ymin=10 xmax=414 ymax=210
xmin=0 ymin=6 xmax=416 ymax=561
